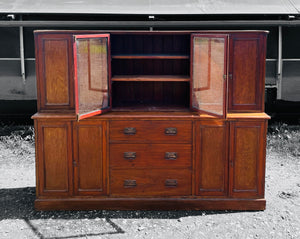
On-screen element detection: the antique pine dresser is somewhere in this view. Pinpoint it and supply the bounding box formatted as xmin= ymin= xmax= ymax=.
xmin=32 ymin=30 xmax=270 ymax=210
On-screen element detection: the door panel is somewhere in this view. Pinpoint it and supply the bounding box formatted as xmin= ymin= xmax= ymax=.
xmin=191 ymin=34 xmax=228 ymax=118
xmin=228 ymin=33 xmax=267 ymax=111
xmin=36 ymin=121 xmax=72 ymax=196
xmin=229 ymin=121 xmax=267 ymax=198
xmin=73 ymin=121 xmax=107 ymax=195
xmin=195 ymin=121 xmax=228 ymax=196
xmin=35 ymin=33 xmax=74 ymax=111
xmin=74 ymin=34 xmax=111 ymax=120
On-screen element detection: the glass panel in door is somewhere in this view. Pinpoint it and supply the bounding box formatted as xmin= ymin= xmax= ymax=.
xmin=192 ymin=34 xmax=228 ymax=118
xmin=74 ymin=34 xmax=110 ymax=120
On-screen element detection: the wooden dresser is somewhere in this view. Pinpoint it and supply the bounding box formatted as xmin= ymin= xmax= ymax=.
xmin=32 ymin=30 xmax=269 ymax=210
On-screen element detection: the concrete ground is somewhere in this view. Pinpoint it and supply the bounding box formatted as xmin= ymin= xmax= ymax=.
xmin=0 ymin=141 xmax=299 ymax=239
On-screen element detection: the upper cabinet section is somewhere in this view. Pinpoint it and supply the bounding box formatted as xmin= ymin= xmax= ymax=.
xmin=34 ymin=31 xmax=267 ymax=116
xmin=228 ymin=32 xmax=267 ymax=112
xmin=35 ymin=33 xmax=74 ymax=112
xmin=73 ymin=34 xmax=111 ymax=120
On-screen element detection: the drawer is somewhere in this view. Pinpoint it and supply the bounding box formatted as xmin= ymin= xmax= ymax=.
xmin=110 ymin=144 xmax=192 ymax=168
xmin=109 ymin=120 xmax=192 ymax=143
xmin=110 ymin=169 xmax=191 ymax=196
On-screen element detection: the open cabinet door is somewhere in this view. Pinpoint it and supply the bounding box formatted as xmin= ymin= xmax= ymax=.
xmin=191 ymin=34 xmax=228 ymax=118
xmin=73 ymin=34 xmax=111 ymax=121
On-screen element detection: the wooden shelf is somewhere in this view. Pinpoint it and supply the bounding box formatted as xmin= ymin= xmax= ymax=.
xmin=112 ymin=75 xmax=190 ymax=82
xmin=112 ymin=105 xmax=190 ymax=112
xmin=111 ymin=54 xmax=190 ymax=59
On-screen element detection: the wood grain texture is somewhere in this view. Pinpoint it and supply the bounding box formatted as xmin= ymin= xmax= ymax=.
xmin=229 ymin=120 xmax=267 ymax=198
xmin=110 ymin=144 xmax=192 ymax=168
xmin=44 ymin=39 xmax=69 ymax=104
xmin=110 ymin=169 xmax=191 ymax=196
xmin=35 ymin=198 xmax=266 ymax=211
xmin=109 ymin=120 xmax=192 ymax=143
xmin=36 ymin=121 xmax=72 ymax=196
xmin=110 ymin=34 xmax=190 ymax=56
xmin=111 ymin=55 xmax=189 ymax=59
xmin=112 ymin=81 xmax=190 ymax=109
xmin=112 ymin=75 xmax=190 ymax=82
xmin=110 ymin=34 xmax=190 ymax=77
xmin=31 ymin=112 xmax=270 ymax=120
xmin=35 ymin=33 xmax=74 ymax=111
xmin=195 ymin=121 xmax=228 ymax=196
xmin=33 ymin=30 xmax=268 ymax=211
xmin=228 ymin=33 xmax=266 ymax=112
xmin=73 ymin=121 xmax=107 ymax=196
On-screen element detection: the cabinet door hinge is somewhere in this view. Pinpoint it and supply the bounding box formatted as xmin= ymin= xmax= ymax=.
xmin=73 ymin=161 xmax=78 ymax=167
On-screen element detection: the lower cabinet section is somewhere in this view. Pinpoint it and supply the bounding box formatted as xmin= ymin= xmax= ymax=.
xmin=34 ymin=116 xmax=268 ymax=210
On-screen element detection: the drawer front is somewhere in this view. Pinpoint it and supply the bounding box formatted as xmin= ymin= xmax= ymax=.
xmin=110 ymin=144 xmax=192 ymax=168
xmin=109 ymin=121 xmax=192 ymax=143
xmin=110 ymin=169 xmax=191 ymax=196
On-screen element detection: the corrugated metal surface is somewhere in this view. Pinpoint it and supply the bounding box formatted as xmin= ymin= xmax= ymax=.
xmin=290 ymin=0 xmax=300 ymax=13
xmin=0 ymin=0 xmax=299 ymax=15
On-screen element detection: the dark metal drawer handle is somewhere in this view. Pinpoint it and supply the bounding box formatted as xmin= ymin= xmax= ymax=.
xmin=124 ymin=180 xmax=137 ymax=188
xmin=123 ymin=152 xmax=136 ymax=160
xmin=165 ymin=127 xmax=177 ymax=135
xmin=165 ymin=179 xmax=178 ymax=187
xmin=124 ymin=127 xmax=136 ymax=135
xmin=165 ymin=152 xmax=178 ymax=160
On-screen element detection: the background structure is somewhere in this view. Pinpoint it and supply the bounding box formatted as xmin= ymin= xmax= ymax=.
xmin=0 ymin=0 xmax=299 ymax=120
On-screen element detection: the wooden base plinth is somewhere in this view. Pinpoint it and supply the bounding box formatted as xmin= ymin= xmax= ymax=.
xmin=35 ymin=198 xmax=266 ymax=211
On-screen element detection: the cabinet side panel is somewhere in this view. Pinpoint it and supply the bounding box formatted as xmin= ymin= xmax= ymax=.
xmin=44 ymin=39 xmax=70 ymax=105
xmin=40 ymin=124 xmax=70 ymax=194
xmin=196 ymin=122 xmax=228 ymax=196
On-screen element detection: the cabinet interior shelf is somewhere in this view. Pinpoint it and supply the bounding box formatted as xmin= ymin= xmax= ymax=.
xmin=111 ymin=55 xmax=190 ymax=59
xmin=112 ymin=75 xmax=190 ymax=82
xmin=112 ymin=105 xmax=190 ymax=112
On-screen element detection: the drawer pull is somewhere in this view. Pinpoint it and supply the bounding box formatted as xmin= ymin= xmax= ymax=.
xmin=124 ymin=180 xmax=137 ymax=188
xmin=123 ymin=152 xmax=136 ymax=160
xmin=165 ymin=127 xmax=177 ymax=135
xmin=165 ymin=152 xmax=178 ymax=160
xmin=123 ymin=127 xmax=136 ymax=135
xmin=165 ymin=179 xmax=178 ymax=187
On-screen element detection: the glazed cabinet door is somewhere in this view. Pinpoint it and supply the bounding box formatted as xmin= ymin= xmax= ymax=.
xmin=228 ymin=33 xmax=267 ymax=112
xmin=195 ymin=121 xmax=228 ymax=196
xmin=73 ymin=121 xmax=108 ymax=196
xmin=35 ymin=33 xmax=74 ymax=111
xmin=35 ymin=121 xmax=72 ymax=196
xmin=73 ymin=34 xmax=111 ymax=120
xmin=191 ymin=34 xmax=228 ymax=118
xmin=229 ymin=121 xmax=267 ymax=198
